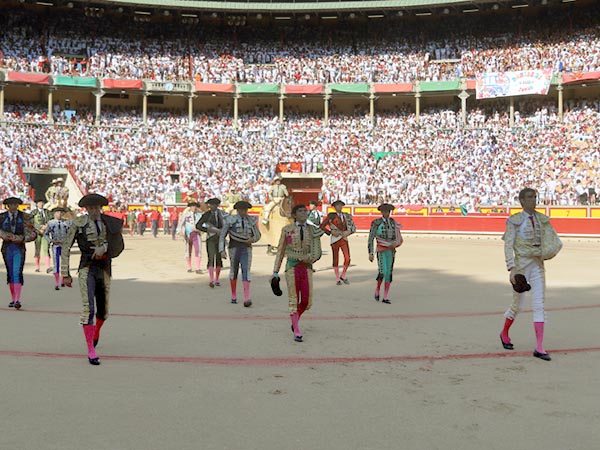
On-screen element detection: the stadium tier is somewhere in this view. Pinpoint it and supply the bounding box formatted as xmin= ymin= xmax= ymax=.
xmin=0 ymin=1 xmax=599 ymax=212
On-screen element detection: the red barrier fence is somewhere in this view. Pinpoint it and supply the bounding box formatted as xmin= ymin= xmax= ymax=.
xmin=350 ymin=215 xmax=600 ymax=236
xmin=329 ymin=205 xmax=600 ymax=236
xmin=113 ymin=204 xmax=600 ymax=236
xmin=345 ymin=205 xmax=600 ymax=236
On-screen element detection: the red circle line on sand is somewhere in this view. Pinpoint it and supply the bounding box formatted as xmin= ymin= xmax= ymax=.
xmin=1 ymin=347 xmax=600 ymax=365
xmin=1 ymin=303 xmax=599 ymax=321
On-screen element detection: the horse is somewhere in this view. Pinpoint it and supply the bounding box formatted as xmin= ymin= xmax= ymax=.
xmin=278 ymin=195 xmax=293 ymax=219
xmin=260 ymin=195 xmax=294 ymax=254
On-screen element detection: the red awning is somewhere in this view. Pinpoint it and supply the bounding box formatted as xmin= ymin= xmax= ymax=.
xmin=373 ymin=83 xmax=413 ymax=93
xmin=562 ymin=71 xmax=600 ymax=85
xmin=102 ymin=79 xmax=143 ymax=89
xmin=284 ymin=85 xmax=324 ymax=95
xmin=466 ymin=79 xmax=477 ymax=90
xmin=194 ymin=82 xmax=235 ymax=93
xmin=7 ymin=72 xmax=50 ymax=84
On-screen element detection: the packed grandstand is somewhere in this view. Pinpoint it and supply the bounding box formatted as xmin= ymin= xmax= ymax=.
xmin=0 ymin=0 xmax=599 ymax=209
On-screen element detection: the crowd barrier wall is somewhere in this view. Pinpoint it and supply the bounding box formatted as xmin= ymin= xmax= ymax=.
xmin=116 ymin=204 xmax=600 ymax=237
xmin=350 ymin=215 xmax=599 ymax=236
xmin=343 ymin=206 xmax=600 ymax=236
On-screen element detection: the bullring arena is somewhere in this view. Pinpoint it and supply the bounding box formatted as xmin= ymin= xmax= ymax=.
xmin=2 ymin=232 xmax=600 ymax=450
xmin=2 ymin=0 xmax=600 ymax=448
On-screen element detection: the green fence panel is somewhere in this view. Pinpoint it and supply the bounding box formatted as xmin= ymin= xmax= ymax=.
xmin=54 ymin=76 xmax=98 ymax=87
xmin=330 ymin=84 xmax=369 ymax=94
xmin=239 ymin=84 xmax=279 ymax=94
xmin=419 ymin=80 xmax=460 ymax=92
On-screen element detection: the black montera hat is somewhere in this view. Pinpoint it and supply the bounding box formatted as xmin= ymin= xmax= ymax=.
xmin=271 ymin=276 xmax=283 ymax=296
xmin=206 ymin=198 xmax=221 ymax=206
xmin=78 ymin=193 xmax=109 ymax=207
xmin=511 ymin=274 xmax=531 ymax=294
xmin=378 ymin=203 xmax=395 ymax=212
xmin=234 ymin=201 xmax=252 ymax=210
xmin=3 ymin=197 xmax=23 ymax=205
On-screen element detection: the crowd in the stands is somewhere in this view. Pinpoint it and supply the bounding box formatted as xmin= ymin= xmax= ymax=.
xmin=1 ymin=4 xmax=599 ymax=83
xmin=1 ymin=98 xmax=598 ymax=208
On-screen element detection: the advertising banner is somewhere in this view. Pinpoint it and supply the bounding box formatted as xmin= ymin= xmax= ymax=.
xmin=476 ymin=69 xmax=552 ymax=99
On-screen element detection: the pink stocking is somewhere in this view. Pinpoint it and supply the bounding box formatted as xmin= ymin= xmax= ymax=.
xmin=375 ymin=279 xmax=382 ymax=296
xmin=290 ymin=313 xmax=301 ymax=337
xmin=14 ymin=283 xmax=22 ymax=301
xmin=534 ymin=322 xmax=546 ymax=354
xmin=383 ymin=282 xmax=391 ymax=300
xmin=242 ymin=281 xmax=251 ymax=301
xmin=501 ymin=318 xmax=514 ymax=344
xmin=230 ymin=279 xmax=237 ymax=299
xmin=82 ymin=325 xmax=97 ymax=359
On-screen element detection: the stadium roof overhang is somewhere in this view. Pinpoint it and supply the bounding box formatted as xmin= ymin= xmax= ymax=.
xmin=9 ymin=0 xmax=591 ymax=25
xmin=63 ymin=0 xmax=542 ymax=14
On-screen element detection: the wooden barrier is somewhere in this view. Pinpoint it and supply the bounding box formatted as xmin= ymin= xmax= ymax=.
xmin=331 ymin=205 xmax=600 ymax=236
xmin=110 ymin=204 xmax=600 ymax=236
xmin=351 ymin=215 xmax=600 ymax=236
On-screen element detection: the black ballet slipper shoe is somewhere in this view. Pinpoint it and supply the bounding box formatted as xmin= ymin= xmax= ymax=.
xmin=533 ymin=350 xmax=551 ymax=361
xmin=500 ymin=335 xmax=514 ymax=350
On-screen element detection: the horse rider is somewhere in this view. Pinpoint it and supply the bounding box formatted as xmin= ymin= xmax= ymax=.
xmin=262 ymin=175 xmax=289 ymax=225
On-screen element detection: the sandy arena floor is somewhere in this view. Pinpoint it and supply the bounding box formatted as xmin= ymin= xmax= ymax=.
xmin=1 ymin=232 xmax=599 ymax=450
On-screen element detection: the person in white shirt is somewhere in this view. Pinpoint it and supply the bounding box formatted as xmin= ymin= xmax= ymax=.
xmin=500 ymin=188 xmax=561 ymax=361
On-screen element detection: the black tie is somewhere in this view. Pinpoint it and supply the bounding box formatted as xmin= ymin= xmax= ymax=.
xmin=10 ymin=214 xmax=16 ymax=231
xmin=95 ymin=220 xmax=101 ymax=235
xmin=214 ymin=212 xmax=220 ymax=228
xmin=241 ymin=219 xmax=245 ymax=230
